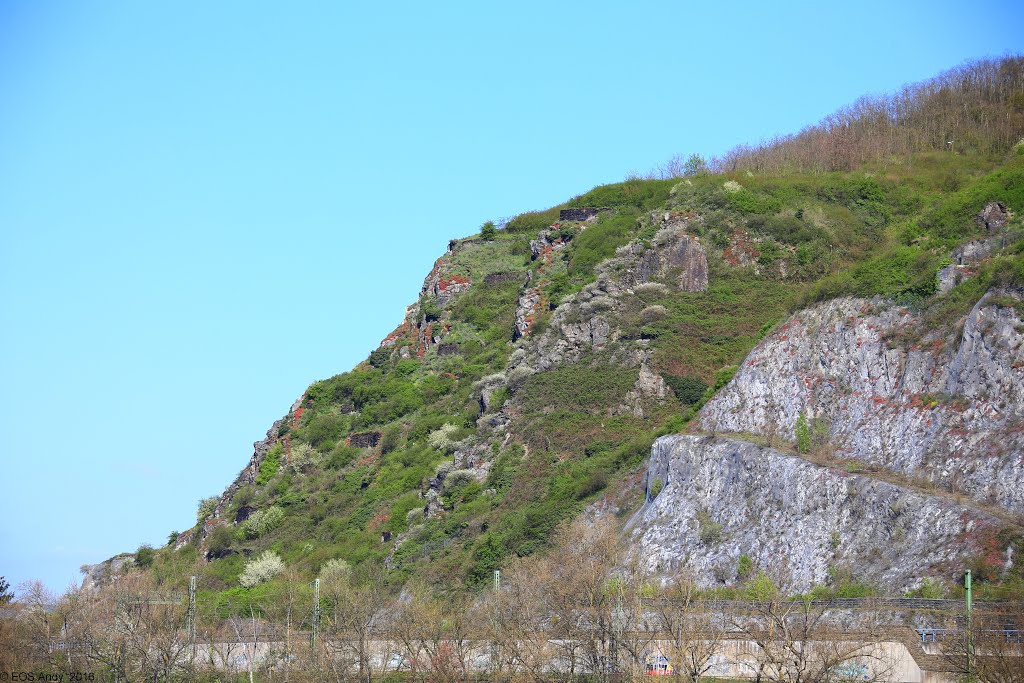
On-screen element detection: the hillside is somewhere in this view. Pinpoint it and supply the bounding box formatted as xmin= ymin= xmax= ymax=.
xmin=84 ymin=57 xmax=1024 ymax=605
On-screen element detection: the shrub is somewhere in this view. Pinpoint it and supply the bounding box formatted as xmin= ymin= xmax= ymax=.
xmin=303 ymin=412 xmax=347 ymax=449
xmin=518 ymin=365 xmax=639 ymax=413
xmin=576 ymin=469 xmax=609 ymax=499
xmin=744 ymin=571 xmax=778 ymax=601
xmin=319 ymin=558 xmax=352 ymax=586
xmin=906 ymin=577 xmax=946 ymax=599
xmin=737 ymin=554 xmax=754 ymax=579
xmin=239 ymin=551 xmax=284 ymax=588
xmin=649 ymin=477 xmax=664 ymax=499
xmin=419 ymin=297 xmax=443 ymax=322
xmin=662 ymin=375 xmax=708 ymax=405
xmin=197 ymin=496 xmax=219 ymax=524
xmin=207 ymin=525 xmax=233 ymax=556
xmin=796 ymin=413 xmax=811 ymax=453
xmin=696 ymin=509 xmax=722 ymax=545
xmin=288 ymin=442 xmax=321 ymax=472
xmin=367 ymin=347 xmax=392 ymax=368
xmin=241 ymin=506 xmax=285 ymax=539
xmin=256 ymin=444 xmax=283 ymax=486
xmin=428 ymin=423 xmax=460 ymax=453
xmin=134 ymin=545 xmax=155 ymax=568
xmin=443 ymin=468 xmax=476 ymax=492
xmin=480 ymin=221 xmax=497 ymax=240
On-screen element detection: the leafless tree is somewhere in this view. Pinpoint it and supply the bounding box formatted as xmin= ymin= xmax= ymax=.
xmin=650 ymin=571 xmax=726 ymax=682
xmin=732 ymin=593 xmax=895 ymax=683
xmin=943 ymin=603 xmax=1024 ymax=683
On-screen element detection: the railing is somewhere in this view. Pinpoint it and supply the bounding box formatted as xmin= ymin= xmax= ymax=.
xmin=915 ymin=628 xmax=1023 ymax=643
xmin=639 ymin=597 xmax=1023 ymax=612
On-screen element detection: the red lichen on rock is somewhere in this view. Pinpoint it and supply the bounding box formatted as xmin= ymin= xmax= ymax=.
xmin=437 ymin=274 xmax=471 ymax=292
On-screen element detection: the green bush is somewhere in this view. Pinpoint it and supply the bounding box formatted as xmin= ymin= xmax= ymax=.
xmin=662 ymin=374 xmax=708 ymax=404
xmin=135 ymin=545 xmax=155 ymax=568
xmin=480 ymin=221 xmax=497 ymax=240
xmin=256 ymin=444 xmax=283 ymax=486
xmin=518 ymin=364 xmax=638 ymax=412
xmin=505 ymin=207 xmax=561 ymax=234
xmin=696 ymin=509 xmax=723 ymax=545
xmin=737 ymin=554 xmax=754 ymax=579
xmin=207 ymin=525 xmax=234 ymax=556
xmin=575 ymin=469 xmax=608 ymax=499
xmin=796 ymin=413 xmax=811 ymax=453
xmin=567 ymin=210 xmax=638 ymax=279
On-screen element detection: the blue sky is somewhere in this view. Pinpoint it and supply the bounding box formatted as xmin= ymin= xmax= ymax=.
xmin=1 ymin=0 xmax=1022 ymax=593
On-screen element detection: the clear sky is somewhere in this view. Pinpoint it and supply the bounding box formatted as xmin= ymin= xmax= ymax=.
xmin=1 ymin=0 xmax=1022 ymax=594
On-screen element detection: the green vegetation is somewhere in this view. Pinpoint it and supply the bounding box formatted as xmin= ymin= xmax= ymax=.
xmin=796 ymin=413 xmax=811 ymax=454
xmin=134 ymin=544 xmax=155 ymax=569
xmin=255 ymin=444 xmax=282 ymax=485
xmin=122 ymin=57 xmax=1024 ymax=604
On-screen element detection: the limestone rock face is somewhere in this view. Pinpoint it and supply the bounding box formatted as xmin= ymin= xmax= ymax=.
xmin=80 ymin=553 xmax=135 ymax=592
xmin=699 ymin=295 xmax=1024 ymax=513
xmin=630 ymin=435 xmax=1007 ymax=592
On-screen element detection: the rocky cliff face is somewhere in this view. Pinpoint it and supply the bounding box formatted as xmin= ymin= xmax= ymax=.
xmin=699 ymin=294 xmax=1024 ymax=515
xmin=631 ymin=435 xmax=1010 ymax=592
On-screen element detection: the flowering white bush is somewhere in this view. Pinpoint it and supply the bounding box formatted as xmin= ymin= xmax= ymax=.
xmin=635 ymin=282 xmax=669 ymax=298
xmin=442 ymin=469 xmax=476 ymax=492
xmin=288 ymin=442 xmax=321 ymax=472
xmin=241 ymin=505 xmax=284 ymax=539
xmin=239 ymin=551 xmax=284 ymax=588
xmin=196 ymin=496 xmax=219 ymax=524
xmin=723 ymin=180 xmax=743 ymax=193
xmin=428 ymin=423 xmax=459 ymax=453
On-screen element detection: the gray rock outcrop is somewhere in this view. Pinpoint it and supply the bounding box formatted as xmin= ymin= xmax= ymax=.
xmin=699 ymin=295 xmax=1024 ymax=514
xmin=631 ymin=435 xmax=1010 ymax=592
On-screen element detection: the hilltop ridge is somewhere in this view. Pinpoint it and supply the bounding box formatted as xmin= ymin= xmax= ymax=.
xmin=82 ymin=56 xmax=1024 ymax=603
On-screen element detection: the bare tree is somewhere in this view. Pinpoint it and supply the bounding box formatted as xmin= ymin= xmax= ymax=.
xmin=732 ymin=591 xmax=895 ymax=683
xmin=650 ymin=571 xmax=725 ymax=682
xmin=943 ymin=603 xmax=1024 ymax=683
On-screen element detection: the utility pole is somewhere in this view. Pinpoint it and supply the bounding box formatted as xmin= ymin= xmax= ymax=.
xmin=311 ymin=578 xmax=321 ymax=661
xmin=187 ymin=576 xmax=197 ymax=658
xmin=965 ymin=570 xmax=974 ymax=679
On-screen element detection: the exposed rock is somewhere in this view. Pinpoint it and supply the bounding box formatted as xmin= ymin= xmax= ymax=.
xmin=699 ymin=295 xmax=1024 ymax=513
xmin=80 ymin=553 xmax=134 ymax=592
xmin=620 ymin=215 xmax=708 ymax=291
xmin=937 ymin=264 xmax=976 ymax=294
xmin=483 ymin=271 xmax=525 ymax=286
xmin=513 ymin=284 xmax=543 ymax=340
xmin=955 ymin=236 xmax=1001 ymax=265
xmin=976 ymin=201 xmax=1010 ymax=232
xmin=559 ymin=207 xmax=611 ymax=222
xmin=437 ymin=342 xmax=460 ymax=356
xmin=630 ymin=435 xmax=1010 ymax=592
xmin=723 ymin=229 xmax=760 ymax=268
xmin=234 ymin=505 xmax=256 ymax=523
xmin=348 ymin=431 xmax=382 ymax=449
xmin=616 ymin=364 xmax=670 ymax=417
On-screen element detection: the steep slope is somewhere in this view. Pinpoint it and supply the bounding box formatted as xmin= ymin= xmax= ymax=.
xmin=82 ymin=58 xmax=1024 ymax=602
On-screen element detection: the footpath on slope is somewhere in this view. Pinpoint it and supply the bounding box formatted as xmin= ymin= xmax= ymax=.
xmin=706 ymin=431 xmax=1024 ymax=532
